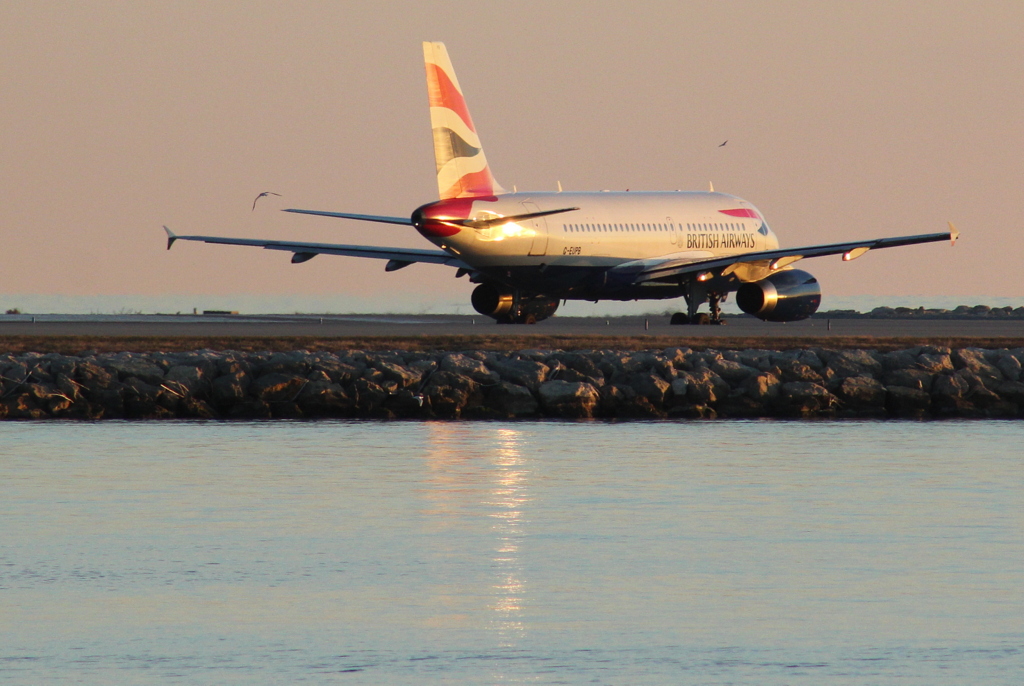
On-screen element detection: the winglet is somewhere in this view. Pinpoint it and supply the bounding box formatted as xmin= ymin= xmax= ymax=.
xmin=163 ymin=226 xmax=177 ymax=250
xmin=948 ymin=221 xmax=959 ymax=246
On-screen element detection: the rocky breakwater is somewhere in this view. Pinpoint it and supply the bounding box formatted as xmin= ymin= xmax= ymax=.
xmin=2 ymin=346 xmax=1024 ymax=420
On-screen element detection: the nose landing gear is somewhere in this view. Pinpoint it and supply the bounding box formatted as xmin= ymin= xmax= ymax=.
xmin=669 ymin=288 xmax=727 ymax=326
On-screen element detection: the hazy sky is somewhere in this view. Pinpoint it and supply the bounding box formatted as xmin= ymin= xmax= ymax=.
xmin=2 ymin=1 xmax=1022 ymax=313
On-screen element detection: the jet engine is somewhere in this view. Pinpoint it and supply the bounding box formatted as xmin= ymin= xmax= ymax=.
xmin=471 ymin=284 xmax=559 ymax=324
xmin=735 ymin=269 xmax=821 ymax=322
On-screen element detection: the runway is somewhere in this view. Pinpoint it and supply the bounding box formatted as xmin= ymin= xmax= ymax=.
xmin=2 ymin=313 xmax=1023 ymax=341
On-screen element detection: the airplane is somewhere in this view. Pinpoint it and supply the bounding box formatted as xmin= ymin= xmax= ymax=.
xmin=164 ymin=41 xmax=958 ymax=325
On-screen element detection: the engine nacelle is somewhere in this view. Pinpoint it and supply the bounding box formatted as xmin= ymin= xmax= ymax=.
xmin=735 ymin=269 xmax=821 ymax=322
xmin=471 ymin=284 xmax=559 ymax=323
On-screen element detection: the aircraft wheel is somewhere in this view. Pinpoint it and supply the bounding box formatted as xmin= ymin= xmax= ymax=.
xmin=669 ymin=312 xmax=689 ymax=325
xmin=694 ymin=313 xmax=711 ymax=326
xmin=524 ymin=314 xmax=538 ymax=325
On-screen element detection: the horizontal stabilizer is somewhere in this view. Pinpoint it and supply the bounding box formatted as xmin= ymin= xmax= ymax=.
xmin=283 ymin=209 xmax=413 ymax=226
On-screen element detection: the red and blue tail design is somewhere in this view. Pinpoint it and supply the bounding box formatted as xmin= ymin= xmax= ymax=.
xmin=424 ymin=42 xmax=504 ymax=200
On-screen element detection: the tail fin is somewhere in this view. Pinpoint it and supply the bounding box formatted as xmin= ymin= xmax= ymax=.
xmin=423 ymin=42 xmax=505 ymax=199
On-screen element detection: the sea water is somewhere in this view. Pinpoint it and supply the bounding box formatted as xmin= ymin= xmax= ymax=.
xmin=1 ymin=420 xmax=1022 ymax=684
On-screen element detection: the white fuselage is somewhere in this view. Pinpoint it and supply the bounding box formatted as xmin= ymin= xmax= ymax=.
xmin=419 ymin=191 xmax=780 ymax=270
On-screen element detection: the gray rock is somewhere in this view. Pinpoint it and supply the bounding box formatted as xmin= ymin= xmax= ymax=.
xmin=211 ymin=371 xmax=250 ymax=405
xmin=779 ymin=382 xmax=835 ymax=414
xmin=537 ymin=380 xmax=600 ymax=418
xmin=953 ymin=349 xmax=1003 ymax=386
xmin=26 ymin=363 xmax=55 ymax=384
xmin=373 ymin=360 xmax=421 ymax=389
xmin=600 ymin=383 xmax=635 ymax=415
xmin=123 ymin=377 xmax=178 ymax=418
xmin=88 ymin=387 xmax=126 ymax=418
xmin=103 ymin=359 xmax=166 ymax=387
xmin=884 ymin=369 xmax=934 ymax=392
xmin=625 ymin=373 xmax=670 ymax=407
xmin=711 ymin=359 xmax=757 ymax=383
xmin=597 ymin=383 xmax=662 ymax=418
xmin=797 ymin=350 xmax=825 ymax=372
xmin=964 ymin=382 xmax=1013 ymax=412
xmin=75 ymin=361 xmax=118 ymax=390
xmin=180 ymin=398 xmax=217 ymax=419
xmin=314 ymin=361 xmax=361 ymax=385
xmin=669 ymin=378 xmax=689 ymax=404
xmin=423 ymin=371 xmax=480 ymax=418
xmin=881 ymin=350 xmax=918 ymax=372
xmin=716 ymin=392 xmax=767 ymax=418
xmin=773 ymin=358 xmax=823 ymax=384
xmin=226 ymin=398 xmax=274 ymax=419
xmin=1 ymin=393 xmax=47 ymax=419
xmin=932 ymin=373 xmax=969 ymax=399
xmin=682 ymin=369 xmax=731 ymax=405
xmin=616 ymin=352 xmax=657 ymax=374
xmin=252 ymin=373 xmax=307 ymax=403
xmin=886 ymin=386 xmax=931 ymax=417
xmin=996 ymin=354 xmax=1022 ymax=382
xmin=297 ymin=380 xmax=354 ymax=416
xmin=165 ymin=365 xmax=208 ymax=395
xmin=837 ymin=376 xmax=886 ymax=415
xmin=555 ymin=366 xmax=604 ymax=386
xmin=552 ymin=353 xmax=604 ymax=380
xmin=407 ymin=359 xmax=438 ymax=377
xmin=917 ymin=353 xmax=954 ymax=374
xmin=55 ymin=373 xmax=83 ymax=403
xmin=741 ymin=372 xmax=781 ymax=402
xmin=255 ymin=352 xmax=311 ymax=377
xmin=306 ymin=369 xmax=332 ymax=384
xmin=353 ymin=378 xmax=390 ymax=415
xmin=737 ymin=350 xmax=774 ymax=372
xmin=667 ymin=403 xmax=717 ymax=419
xmin=27 ymin=382 xmax=74 ymax=415
xmin=440 ymin=352 xmax=499 ymax=384
xmin=825 ymin=350 xmax=882 ymax=378
xmin=662 ymin=347 xmax=692 ymax=369
xmin=490 ymin=358 xmax=549 ymax=391
xmin=956 ymin=367 xmax=1002 ymax=392
xmin=486 ymin=381 xmax=539 ymax=417
xmin=995 ymin=380 xmax=1024 ymax=405
xmin=216 ymin=356 xmax=251 ymax=377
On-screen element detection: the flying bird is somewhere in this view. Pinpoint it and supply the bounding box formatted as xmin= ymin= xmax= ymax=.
xmin=252 ymin=191 xmax=282 ymax=211
xmin=718 ymin=140 xmax=728 ymax=147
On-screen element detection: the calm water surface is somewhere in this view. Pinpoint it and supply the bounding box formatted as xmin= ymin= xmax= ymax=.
xmin=1 ymin=421 xmax=1022 ymax=684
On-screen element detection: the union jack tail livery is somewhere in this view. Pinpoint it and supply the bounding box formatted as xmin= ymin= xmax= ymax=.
xmin=423 ymin=41 xmax=504 ymax=200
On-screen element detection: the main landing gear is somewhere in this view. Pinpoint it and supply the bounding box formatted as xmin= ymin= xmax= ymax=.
xmin=670 ymin=290 xmax=727 ymax=326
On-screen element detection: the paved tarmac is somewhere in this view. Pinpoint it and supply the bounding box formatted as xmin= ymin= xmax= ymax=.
xmin=1 ymin=313 xmax=1023 ymax=341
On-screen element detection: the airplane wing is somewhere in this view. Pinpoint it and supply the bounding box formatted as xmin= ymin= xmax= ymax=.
xmin=163 ymin=227 xmax=469 ymax=271
xmin=609 ymin=225 xmax=959 ymax=285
